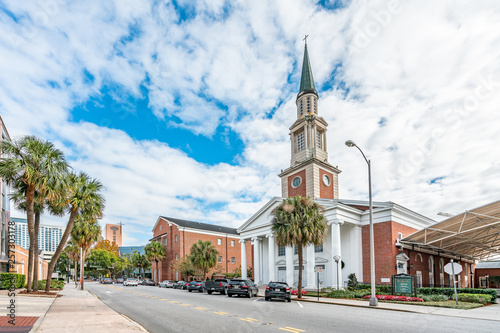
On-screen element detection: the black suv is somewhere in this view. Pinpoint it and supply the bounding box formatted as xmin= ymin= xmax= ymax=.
xmin=227 ymin=279 xmax=258 ymax=298
xmin=265 ymin=281 xmax=291 ymax=302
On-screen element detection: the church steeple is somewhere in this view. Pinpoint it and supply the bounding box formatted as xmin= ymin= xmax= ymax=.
xmin=279 ymin=38 xmax=341 ymax=200
xmin=298 ymin=42 xmax=317 ymax=98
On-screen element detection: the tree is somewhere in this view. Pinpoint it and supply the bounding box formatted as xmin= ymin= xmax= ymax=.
xmin=189 ymin=240 xmax=218 ymax=280
xmin=45 ymin=172 xmax=105 ymax=293
xmin=271 ymin=196 xmax=327 ymax=299
xmin=145 ymin=241 xmax=167 ymax=285
xmin=131 ymin=251 xmax=150 ymax=278
xmin=87 ymin=249 xmax=117 ymax=277
xmin=0 ymin=136 xmax=68 ymax=293
xmin=64 ymin=239 xmax=80 ymax=284
xmin=170 ymin=255 xmax=195 ymax=281
xmin=71 ymin=218 xmax=101 ymax=290
xmin=93 ymin=239 xmax=119 ymax=256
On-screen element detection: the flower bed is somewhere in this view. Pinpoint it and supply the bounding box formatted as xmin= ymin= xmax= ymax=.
xmin=363 ymin=295 xmax=424 ymax=302
xmin=291 ymin=290 xmax=308 ymax=295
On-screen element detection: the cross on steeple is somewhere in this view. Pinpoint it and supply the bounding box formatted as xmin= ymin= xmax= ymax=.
xmin=303 ymin=34 xmax=309 ymax=45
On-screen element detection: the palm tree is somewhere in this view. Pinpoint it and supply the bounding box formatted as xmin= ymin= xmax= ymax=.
xmin=145 ymin=241 xmax=167 ymax=285
xmin=0 ymin=136 xmax=68 ymax=292
xmin=271 ymin=196 xmax=327 ymax=299
xmin=64 ymin=239 xmax=80 ymax=285
xmin=71 ymin=218 xmax=101 ymax=290
xmin=45 ymin=172 xmax=105 ymax=293
xmin=131 ymin=251 xmax=150 ymax=278
xmin=189 ymin=240 xmax=218 ymax=280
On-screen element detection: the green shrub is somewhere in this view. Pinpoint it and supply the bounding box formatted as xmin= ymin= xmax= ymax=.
xmin=327 ymin=289 xmax=370 ymax=299
xmin=347 ymin=273 xmax=358 ymax=290
xmin=457 ymin=293 xmax=493 ymax=304
xmin=419 ymin=294 xmax=449 ymax=302
xmin=30 ymin=279 xmax=64 ymax=290
xmin=0 ymin=273 xmax=26 ymax=289
xmin=417 ymin=287 xmax=497 ymax=303
xmin=355 ymin=284 xmax=391 ymax=293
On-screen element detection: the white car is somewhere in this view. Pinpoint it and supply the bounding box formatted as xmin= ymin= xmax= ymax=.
xmin=159 ymin=280 xmax=174 ymax=288
xmin=123 ymin=278 xmax=139 ymax=286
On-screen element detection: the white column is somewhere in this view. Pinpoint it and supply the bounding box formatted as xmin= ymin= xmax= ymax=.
xmin=330 ymin=219 xmax=343 ymax=289
xmin=350 ymin=225 xmax=363 ymax=282
xmin=252 ymin=237 xmax=261 ymax=285
xmin=306 ymin=244 xmax=316 ymax=289
xmin=267 ymin=234 xmax=275 ymax=283
xmin=240 ymin=239 xmax=247 ymax=279
xmin=285 ymin=245 xmax=294 ymax=286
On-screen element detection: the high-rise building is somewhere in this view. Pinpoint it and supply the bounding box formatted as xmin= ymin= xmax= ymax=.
xmin=105 ymin=223 xmax=123 ymax=246
xmin=0 ymin=115 xmax=11 ymax=273
xmin=13 ymin=217 xmax=63 ymax=260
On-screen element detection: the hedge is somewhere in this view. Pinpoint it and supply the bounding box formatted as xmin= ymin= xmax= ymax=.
xmin=327 ymin=289 xmax=370 ymax=299
xmin=0 ymin=273 xmax=26 ymax=289
xmin=417 ymin=287 xmax=497 ymax=303
xmin=457 ymin=293 xmax=493 ymax=305
xmin=34 ymin=280 xmax=65 ymax=290
xmin=357 ymin=284 xmax=391 ymax=293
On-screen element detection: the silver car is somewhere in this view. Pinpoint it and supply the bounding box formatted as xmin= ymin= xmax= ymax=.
xmin=123 ymin=278 xmax=139 ymax=286
xmin=159 ymin=280 xmax=174 ymax=288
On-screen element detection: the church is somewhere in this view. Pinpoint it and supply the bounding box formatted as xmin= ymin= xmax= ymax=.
xmin=236 ymin=42 xmax=476 ymax=289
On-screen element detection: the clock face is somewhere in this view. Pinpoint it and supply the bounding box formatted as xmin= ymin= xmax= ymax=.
xmin=322 ymin=174 xmax=331 ymax=186
xmin=292 ymin=176 xmax=302 ymax=188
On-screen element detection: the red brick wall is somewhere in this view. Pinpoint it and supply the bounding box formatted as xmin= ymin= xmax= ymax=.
xmin=475 ymin=268 xmax=500 ymax=288
xmin=152 ymin=218 xmax=252 ymax=282
xmin=288 ymin=170 xmax=306 ymax=197
xmin=319 ymin=169 xmax=334 ymax=199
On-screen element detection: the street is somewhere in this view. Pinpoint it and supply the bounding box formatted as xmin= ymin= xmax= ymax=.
xmin=86 ymin=282 xmax=499 ymax=333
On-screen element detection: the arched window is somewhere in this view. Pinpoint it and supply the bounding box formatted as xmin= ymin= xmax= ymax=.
xmin=439 ymin=258 xmax=445 ymax=287
xmin=428 ymin=256 xmax=435 ymax=287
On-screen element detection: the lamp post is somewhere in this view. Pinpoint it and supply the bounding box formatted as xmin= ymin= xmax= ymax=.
xmin=345 ymin=140 xmax=378 ymax=306
xmin=485 ymin=274 xmax=489 ymax=288
xmin=333 ymin=255 xmax=341 ymax=290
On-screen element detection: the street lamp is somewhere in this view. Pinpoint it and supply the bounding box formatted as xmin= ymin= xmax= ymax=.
xmin=333 ymin=255 xmax=341 ymax=290
xmin=345 ymin=140 xmax=378 ymax=307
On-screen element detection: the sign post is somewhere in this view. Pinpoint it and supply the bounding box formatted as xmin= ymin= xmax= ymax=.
xmin=444 ymin=260 xmax=462 ymax=305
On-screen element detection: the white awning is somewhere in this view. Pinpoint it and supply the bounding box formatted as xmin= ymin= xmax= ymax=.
xmin=400 ymin=200 xmax=500 ymax=261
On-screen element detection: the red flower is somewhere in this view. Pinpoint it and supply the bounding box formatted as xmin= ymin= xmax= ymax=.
xmin=362 ymin=295 xmax=423 ymax=302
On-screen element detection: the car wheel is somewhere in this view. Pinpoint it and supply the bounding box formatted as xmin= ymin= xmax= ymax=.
xmin=254 ymin=291 xmax=258 ymax=297
xmin=207 ymin=291 xmax=212 ymax=295
xmin=287 ymin=298 xmax=291 ymax=302
xmin=199 ymin=289 xmax=203 ymax=293
xmin=188 ymin=289 xmax=192 ymax=292
xmin=265 ymin=297 xmax=269 ymax=301
xmin=247 ymin=292 xmax=251 ymax=298
xmin=228 ymin=294 xmax=232 ymax=297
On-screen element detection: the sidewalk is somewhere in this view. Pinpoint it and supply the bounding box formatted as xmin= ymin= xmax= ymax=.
xmin=34 ymin=283 xmax=146 ymax=332
xmin=293 ymin=294 xmax=500 ymax=321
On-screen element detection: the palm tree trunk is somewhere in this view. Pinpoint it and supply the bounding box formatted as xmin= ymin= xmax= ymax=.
xmin=155 ymin=260 xmax=159 ymax=285
xmin=33 ymin=211 xmax=40 ymax=291
xmin=26 ymin=186 xmax=35 ymax=293
xmin=74 ymin=260 xmax=78 ymax=285
xmin=80 ymin=250 xmax=86 ymax=290
xmin=45 ymin=210 xmax=78 ymax=293
xmin=297 ymin=241 xmax=303 ymax=299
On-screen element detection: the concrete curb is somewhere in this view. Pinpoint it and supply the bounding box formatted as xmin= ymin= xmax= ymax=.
xmin=87 ymin=289 xmax=149 ymax=332
xmin=29 ymin=296 xmax=57 ymax=333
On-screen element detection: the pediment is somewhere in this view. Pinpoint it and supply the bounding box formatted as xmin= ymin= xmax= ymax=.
xmin=396 ymin=253 xmax=410 ymax=261
xmin=276 ymin=260 xmax=286 ymax=265
xmin=293 ymin=258 xmax=307 ymax=264
xmin=315 ymin=257 xmax=329 ymax=263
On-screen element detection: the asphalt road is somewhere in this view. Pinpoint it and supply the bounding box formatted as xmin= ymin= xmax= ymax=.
xmin=86 ymin=282 xmax=498 ymax=333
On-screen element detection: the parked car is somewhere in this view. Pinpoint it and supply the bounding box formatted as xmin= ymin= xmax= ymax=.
xmin=265 ymin=281 xmax=291 ymax=302
xmin=174 ymin=281 xmax=189 ymax=289
xmin=115 ymin=278 xmax=124 ymax=284
xmin=205 ymin=279 xmax=229 ymax=295
xmin=227 ymin=279 xmax=258 ymax=298
xmin=187 ymin=281 xmax=205 ymax=293
xmin=159 ymin=280 xmax=174 ymax=288
xmin=123 ymin=278 xmax=139 ymax=286
xmin=141 ymin=279 xmax=156 ymax=286
xmin=101 ymin=278 xmax=113 ymax=284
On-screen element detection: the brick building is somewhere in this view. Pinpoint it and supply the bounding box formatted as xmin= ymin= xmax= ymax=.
xmin=12 ymin=244 xmax=49 ymax=280
xmin=472 ymin=261 xmax=500 ymax=288
xmin=150 ymin=217 xmax=252 ymax=283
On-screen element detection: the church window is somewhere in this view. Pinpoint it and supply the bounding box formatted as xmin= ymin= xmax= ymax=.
xmin=315 ymin=243 xmax=323 ymax=253
xmin=163 ymin=237 xmax=167 ymax=246
xmin=306 ymin=98 xmax=311 ymax=113
xmin=314 ymin=98 xmax=317 ymax=113
xmin=316 ymin=132 xmax=321 ymax=149
xmin=300 ymin=100 xmax=303 ymax=115
xmin=297 ymin=132 xmax=305 ymax=151
xmin=292 ymin=177 xmax=301 ymax=188
xmin=278 ymin=246 xmax=285 ymax=256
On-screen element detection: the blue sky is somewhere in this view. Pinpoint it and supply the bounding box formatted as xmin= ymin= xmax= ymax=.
xmin=1 ymin=0 xmax=500 ymax=246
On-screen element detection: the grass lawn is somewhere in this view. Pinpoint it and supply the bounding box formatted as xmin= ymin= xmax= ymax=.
xmin=367 ymin=299 xmax=484 ymax=310
xmin=304 ymin=292 xmax=329 ymax=297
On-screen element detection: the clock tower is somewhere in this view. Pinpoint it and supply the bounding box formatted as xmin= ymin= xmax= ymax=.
xmin=279 ymin=40 xmax=341 ymax=199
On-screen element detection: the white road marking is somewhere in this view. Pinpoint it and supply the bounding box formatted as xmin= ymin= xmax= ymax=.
xmin=253 ymin=298 xmax=258 ymax=302
xmin=297 ymin=301 xmax=303 ymax=308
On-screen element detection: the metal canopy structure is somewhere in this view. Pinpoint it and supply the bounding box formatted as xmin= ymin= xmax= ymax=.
xmin=400 ymin=200 xmax=500 ymax=261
